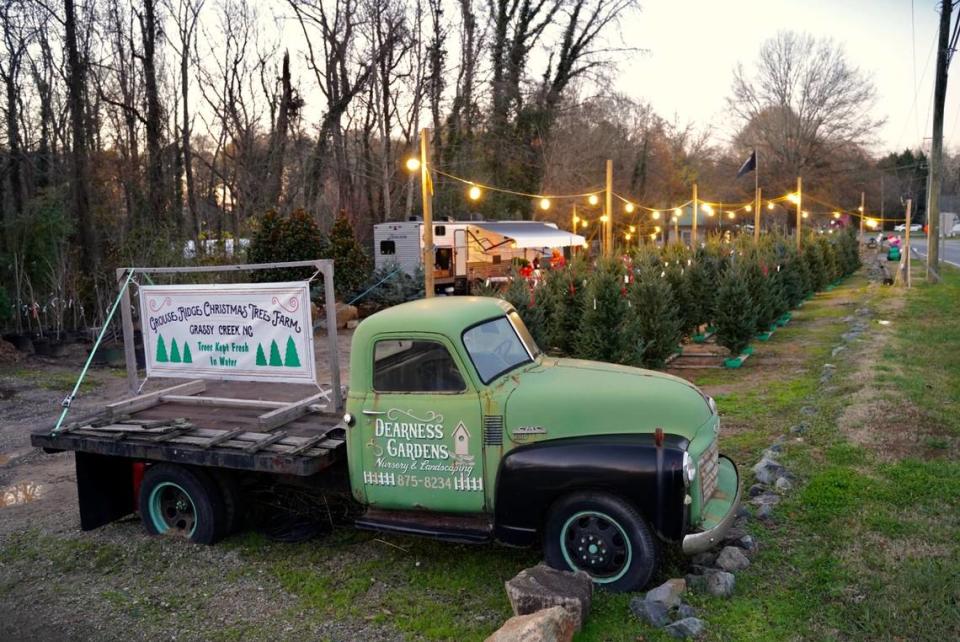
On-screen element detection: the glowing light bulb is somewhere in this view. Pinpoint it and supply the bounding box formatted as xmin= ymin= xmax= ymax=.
xmin=802 ymin=211 xmax=809 ymax=219
xmin=787 ymin=193 xmax=800 ymax=204
xmin=600 ymin=215 xmax=609 ymax=223
xmin=625 ymin=233 xmax=632 ymax=240
xmin=832 ymin=211 xmax=841 ymax=219
xmin=701 ymin=204 xmax=714 ymax=215
xmin=674 ymin=208 xmax=682 ymax=217
xmin=404 ymin=157 xmax=421 ymax=172
xmin=629 ymin=225 xmax=636 ymax=233
xmin=581 ymin=220 xmax=588 ymax=229
xmin=652 ymin=211 xmax=661 ymax=220
xmin=654 ymin=225 xmax=661 ymax=233
xmin=767 ymin=201 xmax=775 ymax=210
xmin=572 ymin=214 xmax=580 ymax=224
xmin=588 ymin=194 xmax=599 ymax=206
xmin=649 ymin=233 xmax=657 ymax=240
xmin=468 ymin=185 xmax=482 ymax=201
xmin=625 ymin=202 xmax=635 ymax=213
xmin=745 ymin=204 xmax=752 ymax=212
xmin=727 ymin=211 xmax=735 ymax=220
xmin=539 ymin=198 xmax=551 ymax=210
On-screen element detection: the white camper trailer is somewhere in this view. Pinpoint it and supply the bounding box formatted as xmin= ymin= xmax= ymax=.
xmin=373 ymin=219 xmax=587 ymax=294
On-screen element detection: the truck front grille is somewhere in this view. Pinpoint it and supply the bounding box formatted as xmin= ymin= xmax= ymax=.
xmin=699 ymin=439 xmax=719 ymax=500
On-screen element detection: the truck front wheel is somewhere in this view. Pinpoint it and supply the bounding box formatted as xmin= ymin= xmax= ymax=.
xmin=139 ymin=464 xmax=226 ymax=544
xmin=543 ymin=492 xmax=658 ymax=592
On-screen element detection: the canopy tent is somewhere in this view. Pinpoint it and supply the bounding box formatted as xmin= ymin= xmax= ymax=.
xmin=470 ymin=221 xmax=585 ymax=249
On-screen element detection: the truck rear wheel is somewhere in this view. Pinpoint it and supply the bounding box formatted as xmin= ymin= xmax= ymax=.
xmin=139 ymin=464 xmax=225 ymax=544
xmin=543 ymin=492 xmax=658 ymax=592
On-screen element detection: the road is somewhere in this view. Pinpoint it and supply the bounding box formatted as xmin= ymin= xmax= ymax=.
xmin=906 ymin=237 xmax=960 ymax=268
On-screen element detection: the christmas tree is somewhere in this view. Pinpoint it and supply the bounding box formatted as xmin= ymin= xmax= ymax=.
xmin=256 ymin=343 xmax=267 ymax=366
xmin=182 ymin=343 xmax=193 ymax=364
xmin=269 ymin=340 xmax=283 ymax=366
xmin=283 ymin=336 xmax=301 ymax=368
xmin=624 ymin=265 xmax=682 ymax=368
xmin=540 ymin=257 xmax=587 ymax=355
xmin=503 ymin=269 xmax=545 ymax=346
xmin=326 ymin=213 xmax=372 ymax=299
xmin=248 ymin=209 xmax=327 ymax=282
xmin=170 ymin=338 xmax=182 ymax=363
xmin=714 ymin=264 xmax=756 ymax=356
xmin=575 ymin=258 xmax=628 ymax=363
xmin=155 ymin=335 xmax=168 ymax=363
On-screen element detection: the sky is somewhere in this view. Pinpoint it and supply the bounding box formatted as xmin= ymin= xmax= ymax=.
xmin=612 ymin=0 xmax=955 ymax=155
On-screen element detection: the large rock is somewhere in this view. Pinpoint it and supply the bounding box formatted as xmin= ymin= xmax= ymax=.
xmin=505 ymin=564 xmax=592 ymax=631
xmin=629 ymin=597 xmax=671 ymax=628
xmin=319 ymin=302 xmax=359 ymax=330
xmin=485 ymin=606 xmax=575 ymax=642
xmin=663 ymin=617 xmax=706 ymax=639
xmin=715 ymin=546 xmax=750 ymax=572
xmin=705 ymin=571 xmax=735 ymax=598
xmin=752 ymin=456 xmax=787 ymax=484
xmin=645 ymin=578 xmax=686 ymax=608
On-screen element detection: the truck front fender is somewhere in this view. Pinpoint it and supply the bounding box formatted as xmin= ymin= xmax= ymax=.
xmin=493 ymin=434 xmax=689 ymax=546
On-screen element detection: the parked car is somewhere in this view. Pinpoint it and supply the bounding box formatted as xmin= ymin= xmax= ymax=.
xmin=893 ymin=223 xmax=922 ymax=232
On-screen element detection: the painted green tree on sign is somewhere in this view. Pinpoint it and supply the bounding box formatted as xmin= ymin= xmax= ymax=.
xmin=284 ymin=336 xmax=301 ymax=367
xmin=268 ymin=340 xmax=283 ymax=366
xmin=256 ymin=343 xmax=267 ymax=366
xmin=182 ymin=343 xmax=193 ymax=364
xmin=170 ymin=338 xmax=182 ymax=363
xmin=156 ymin=335 xmax=168 ymax=362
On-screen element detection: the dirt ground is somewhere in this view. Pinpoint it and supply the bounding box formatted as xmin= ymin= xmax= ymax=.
xmin=0 ymin=329 xmax=360 ymax=641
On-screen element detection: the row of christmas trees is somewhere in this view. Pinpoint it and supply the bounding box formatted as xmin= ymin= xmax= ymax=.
xmin=501 ymin=230 xmax=861 ymax=368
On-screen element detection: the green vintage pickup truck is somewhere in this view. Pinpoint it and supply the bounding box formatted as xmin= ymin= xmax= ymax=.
xmin=33 ymin=295 xmax=740 ymax=593
xmin=344 ymin=297 xmax=740 ymax=591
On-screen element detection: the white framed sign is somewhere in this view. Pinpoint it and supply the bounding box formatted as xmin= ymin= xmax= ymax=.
xmin=139 ymin=281 xmax=316 ymax=384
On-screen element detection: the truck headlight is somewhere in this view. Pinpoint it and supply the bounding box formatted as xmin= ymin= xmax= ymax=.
xmin=707 ymin=395 xmax=717 ymax=415
xmin=682 ymin=451 xmax=697 ymax=485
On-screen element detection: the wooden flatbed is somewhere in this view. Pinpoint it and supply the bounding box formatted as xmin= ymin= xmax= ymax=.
xmin=32 ymin=380 xmax=347 ymax=477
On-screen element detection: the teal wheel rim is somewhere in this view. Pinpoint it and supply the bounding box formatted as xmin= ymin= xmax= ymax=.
xmin=148 ymin=481 xmax=198 ymax=537
xmin=560 ymin=510 xmax=632 ymax=583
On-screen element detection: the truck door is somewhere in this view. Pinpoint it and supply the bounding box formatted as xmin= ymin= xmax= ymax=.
xmin=358 ymin=334 xmax=485 ymax=513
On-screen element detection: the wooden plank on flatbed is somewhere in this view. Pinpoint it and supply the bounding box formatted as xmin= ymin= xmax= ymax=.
xmin=106 ymin=380 xmax=205 ymax=419
xmin=257 ymin=392 xmax=331 ymax=430
xmin=202 ymin=428 xmax=246 ymax=449
xmin=159 ymin=395 xmax=288 ymax=410
xmin=243 ymin=431 xmax=288 ymax=453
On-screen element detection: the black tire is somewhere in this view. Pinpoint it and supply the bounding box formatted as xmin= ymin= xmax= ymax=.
xmin=139 ymin=464 xmax=226 ymax=545
xmin=543 ymin=492 xmax=659 ymax=593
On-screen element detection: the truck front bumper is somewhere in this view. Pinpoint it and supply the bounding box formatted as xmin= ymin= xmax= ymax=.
xmin=682 ymin=455 xmax=741 ymax=554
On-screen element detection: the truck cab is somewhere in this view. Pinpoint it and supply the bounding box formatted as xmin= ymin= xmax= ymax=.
xmin=345 ymin=297 xmax=741 ymax=592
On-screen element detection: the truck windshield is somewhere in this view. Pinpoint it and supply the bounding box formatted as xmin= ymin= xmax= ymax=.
xmin=462 ymin=313 xmax=539 ymax=384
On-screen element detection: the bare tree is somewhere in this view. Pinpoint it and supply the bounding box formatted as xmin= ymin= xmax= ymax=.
xmin=166 ymin=0 xmax=205 ymax=240
xmin=138 ymin=0 xmax=168 ymax=228
xmin=729 ymin=31 xmax=883 ymax=193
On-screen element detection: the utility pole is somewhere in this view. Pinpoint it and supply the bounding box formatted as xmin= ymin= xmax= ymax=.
xmin=604 ymin=160 xmax=613 ymax=257
xmin=905 ymin=198 xmax=913 ymax=288
xmin=419 ymin=128 xmax=435 ymax=297
xmin=926 ymin=0 xmax=951 ymax=283
xmin=795 ymin=176 xmax=803 ymax=250
xmin=692 ymin=183 xmax=699 ymax=247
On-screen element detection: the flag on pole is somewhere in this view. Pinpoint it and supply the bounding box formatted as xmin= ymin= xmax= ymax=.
xmin=736 ymin=150 xmax=757 ymax=178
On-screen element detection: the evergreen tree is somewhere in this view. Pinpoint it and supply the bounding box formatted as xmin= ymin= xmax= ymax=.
xmin=686 ymin=255 xmax=716 ymax=331
xmin=182 ymin=343 xmax=193 ymax=364
xmin=256 ymin=343 xmax=267 ymax=366
xmin=714 ymin=265 xmax=757 ymax=356
xmin=502 ymin=269 xmax=546 ymax=346
xmin=326 ymin=213 xmax=372 ymax=298
xmin=664 ymin=261 xmax=696 ymax=337
xmin=155 ymin=335 xmax=168 ymax=362
xmin=170 ymin=338 xmax=182 ymax=363
xmin=575 ymin=259 xmax=628 ymax=363
xmin=542 ymin=257 xmax=588 ymax=355
xmin=624 ymin=266 xmax=682 ymax=368
xmin=803 ymin=238 xmax=827 ymax=292
xmin=743 ymin=253 xmax=776 ymax=333
xmin=269 ymin=340 xmax=283 ymax=366
xmin=284 ymin=336 xmax=301 ymax=367
xmin=248 ymin=209 xmax=327 ymax=282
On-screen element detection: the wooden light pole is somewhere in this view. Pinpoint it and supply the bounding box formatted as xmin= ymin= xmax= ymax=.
xmin=604 ymin=159 xmax=613 ymax=257
xmin=419 ymin=128 xmax=435 ymax=297
xmin=795 ymin=176 xmax=803 ymax=250
xmin=691 ymin=183 xmax=699 ymax=246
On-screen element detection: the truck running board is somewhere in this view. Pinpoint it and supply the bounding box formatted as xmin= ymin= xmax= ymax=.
xmin=354 ymin=509 xmax=493 ymax=544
